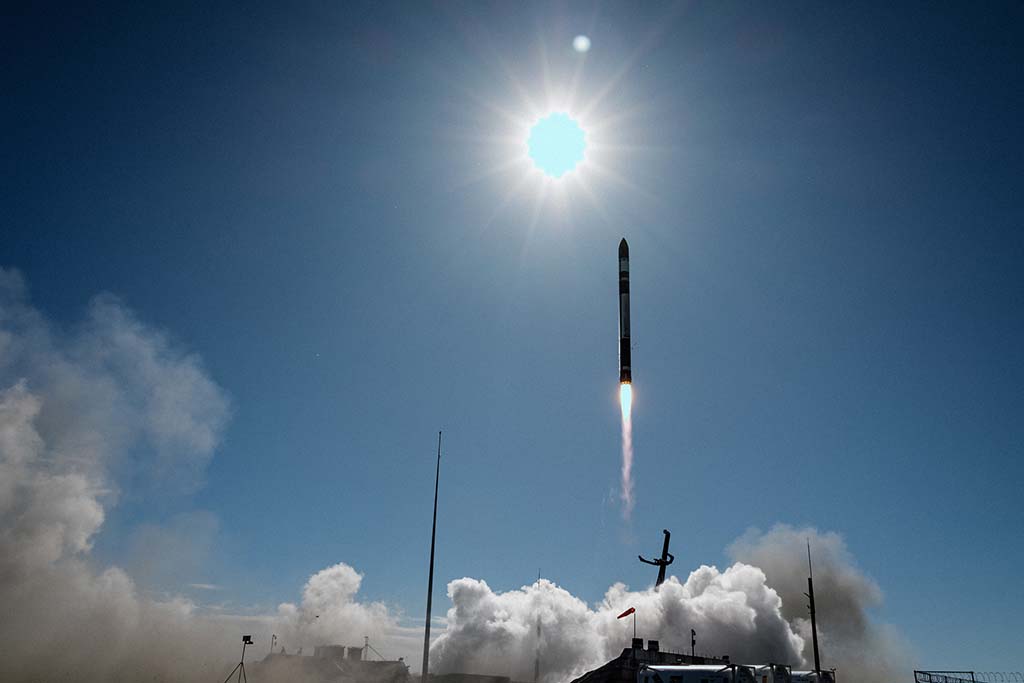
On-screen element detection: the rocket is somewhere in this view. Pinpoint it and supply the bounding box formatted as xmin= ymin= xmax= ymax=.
xmin=618 ymin=238 xmax=631 ymax=384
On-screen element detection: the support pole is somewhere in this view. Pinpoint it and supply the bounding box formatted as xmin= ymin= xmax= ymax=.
xmin=421 ymin=432 xmax=442 ymax=681
xmin=534 ymin=571 xmax=541 ymax=683
xmin=805 ymin=540 xmax=822 ymax=676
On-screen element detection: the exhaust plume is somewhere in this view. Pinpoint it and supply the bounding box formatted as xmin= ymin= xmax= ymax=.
xmin=428 ymin=528 xmax=913 ymax=683
xmin=729 ymin=525 xmax=914 ymax=682
xmin=0 ymin=268 xmax=241 ymax=681
xmin=276 ymin=562 xmax=397 ymax=645
xmin=0 ymin=268 xmax=417 ymax=681
xmin=619 ymin=383 xmax=634 ymax=517
xmin=430 ymin=565 xmax=804 ymax=683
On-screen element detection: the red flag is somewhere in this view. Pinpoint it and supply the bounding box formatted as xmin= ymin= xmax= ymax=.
xmin=617 ymin=607 xmax=635 ymax=619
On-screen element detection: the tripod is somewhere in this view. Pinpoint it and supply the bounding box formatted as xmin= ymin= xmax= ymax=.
xmin=222 ymin=638 xmax=251 ymax=683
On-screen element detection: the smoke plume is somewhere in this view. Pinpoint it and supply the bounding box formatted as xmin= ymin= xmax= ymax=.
xmin=729 ymin=525 xmax=914 ymax=682
xmin=619 ymin=384 xmax=634 ymax=517
xmin=0 ymin=267 xmax=240 ymax=681
xmin=428 ymin=528 xmax=913 ymax=683
xmin=430 ymin=564 xmax=805 ymax=683
xmin=0 ymin=268 xmax=421 ymax=681
xmin=275 ymin=562 xmax=400 ymax=648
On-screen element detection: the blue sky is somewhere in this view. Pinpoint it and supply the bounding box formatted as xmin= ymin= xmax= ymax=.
xmin=3 ymin=0 xmax=1022 ymax=673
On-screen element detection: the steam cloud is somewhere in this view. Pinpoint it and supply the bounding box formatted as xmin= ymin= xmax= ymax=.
xmin=276 ymin=562 xmax=402 ymax=648
xmin=0 ymin=268 xmax=416 ymax=681
xmin=430 ymin=528 xmax=912 ymax=683
xmin=430 ymin=566 xmax=803 ymax=683
xmin=0 ymin=267 xmax=911 ymax=682
xmin=729 ymin=525 xmax=914 ymax=682
xmin=0 ymin=268 xmax=238 ymax=681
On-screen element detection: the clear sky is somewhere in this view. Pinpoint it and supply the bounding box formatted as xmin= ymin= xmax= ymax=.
xmin=3 ymin=0 xmax=1022 ymax=674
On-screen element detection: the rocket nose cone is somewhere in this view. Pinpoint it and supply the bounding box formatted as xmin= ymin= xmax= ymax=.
xmin=619 ymin=238 xmax=629 ymax=258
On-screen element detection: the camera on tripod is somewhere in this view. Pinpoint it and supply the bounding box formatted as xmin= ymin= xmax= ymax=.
xmin=224 ymin=635 xmax=255 ymax=682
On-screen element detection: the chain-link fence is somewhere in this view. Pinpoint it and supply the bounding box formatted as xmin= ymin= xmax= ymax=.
xmin=915 ymin=671 xmax=1024 ymax=683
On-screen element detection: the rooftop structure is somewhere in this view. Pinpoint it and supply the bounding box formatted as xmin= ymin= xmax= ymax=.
xmin=570 ymin=639 xmax=731 ymax=683
xmin=248 ymin=643 xmax=410 ymax=683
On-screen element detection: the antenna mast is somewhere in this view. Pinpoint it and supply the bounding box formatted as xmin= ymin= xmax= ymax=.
xmin=422 ymin=432 xmax=442 ymax=681
xmin=534 ymin=569 xmax=541 ymax=683
xmin=804 ymin=540 xmax=822 ymax=675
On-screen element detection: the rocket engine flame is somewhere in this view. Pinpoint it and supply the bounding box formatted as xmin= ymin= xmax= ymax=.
xmin=619 ymin=383 xmax=634 ymax=517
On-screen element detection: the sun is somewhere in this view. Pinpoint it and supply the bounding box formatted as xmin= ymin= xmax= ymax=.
xmin=449 ymin=30 xmax=658 ymax=231
xmin=527 ymin=112 xmax=587 ymax=178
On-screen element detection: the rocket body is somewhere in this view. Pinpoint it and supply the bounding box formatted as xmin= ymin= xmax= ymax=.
xmin=618 ymin=238 xmax=631 ymax=384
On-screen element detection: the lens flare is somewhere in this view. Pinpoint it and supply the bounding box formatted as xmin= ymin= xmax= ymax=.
xmin=619 ymin=382 xmax=634 ymax=517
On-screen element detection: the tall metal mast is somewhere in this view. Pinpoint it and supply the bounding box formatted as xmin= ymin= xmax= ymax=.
xmin=533 ymin=615 xmax=541 ymax=683
xmin=805 ymin=540 xmax=822 ymax=675
xmin=534 ymin=569 xmax=541 ymax=683
xmin=422 ymin=432 xmax=442 ymax=681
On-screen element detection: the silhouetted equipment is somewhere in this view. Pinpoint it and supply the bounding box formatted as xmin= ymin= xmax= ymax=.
xmin=691 ymin=629 xmax=696 ymax=658
xmin=253 ymin=644 xmax=411 ymax=683
xmin=639 ymin=530 xmax=674 ymax=587
xmin=365 ymin=635 xmax=387 ymax=661
xmin=754 ymin=664 xmax=794 ymax=683
xmin=433 ymin=675 xmax=518 ymax=683
xmin=804 ymin=540 xmax=822 ymax=676
xmin=639 ymin=664 xmax=762 ymax=683
xmin=422 ymin=431 xmax=442 ymax=680
xmin=715 ymin=662 xmax=756 ymax=683
xmin=570 ymin=638 xmax=731 ymax=683
xmin=222 ymin=635 xmax=253 ymax=683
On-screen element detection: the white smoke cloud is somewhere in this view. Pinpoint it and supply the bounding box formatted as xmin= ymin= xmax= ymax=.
xmin=275 ymin=562 xmax=401 ymax=649
xmin=430 ymin=565 xmax=805 ymax=683
xmin=0 ymin=268 xmax=417 ymax=681
xmin=0 ymin=268 xmax=239 ymax=681
xmin=428 ymin=529 xmax=914 ymax=683
xmin=729 ymin=525 xmax=915 ymax=683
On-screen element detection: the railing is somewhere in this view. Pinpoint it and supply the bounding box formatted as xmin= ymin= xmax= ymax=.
xmin=915 ymin=672 xmax=1024 ymax=683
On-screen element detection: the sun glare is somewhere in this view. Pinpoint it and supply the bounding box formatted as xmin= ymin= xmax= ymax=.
xmin=527 ymin=112 xmax=587 ymax=178
xmin=451 ymin=25 xmax=657 ymax=229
